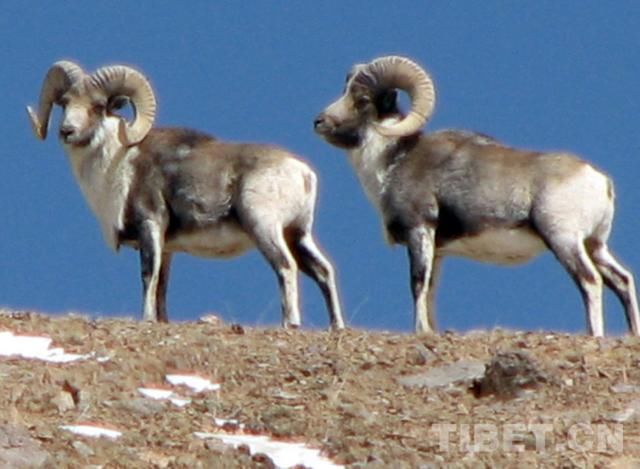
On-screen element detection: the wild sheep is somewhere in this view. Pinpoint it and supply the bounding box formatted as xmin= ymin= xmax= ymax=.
xmin=28 ymin=60 xmax=344 ymax=329
xmin=313 ymin=55 xmax=638 ymax=336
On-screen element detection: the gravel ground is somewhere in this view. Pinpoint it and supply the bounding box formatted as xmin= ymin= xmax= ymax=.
xmin=1 ymin=309 xmax=639 ymax=468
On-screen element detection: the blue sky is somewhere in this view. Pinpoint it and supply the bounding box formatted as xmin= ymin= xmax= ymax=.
xmin=3 ymin=2 xmax=639 ymax=334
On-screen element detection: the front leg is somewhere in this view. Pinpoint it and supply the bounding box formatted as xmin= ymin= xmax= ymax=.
xmin=427 ymin=255 xmax=441 ymax=332
xmin=139 ymin=220 xmax=165 ymax=322
xmin=156 ymin=252 xmax=173 ymax=323
xmin=406 ymin=224 xmax=437 ymax=334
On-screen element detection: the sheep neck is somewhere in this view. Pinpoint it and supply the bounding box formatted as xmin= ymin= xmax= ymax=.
xmin=64 ymin=117 xmax=136 ymax=251
xmin=347 ymin=120 xmax=401 ymax=211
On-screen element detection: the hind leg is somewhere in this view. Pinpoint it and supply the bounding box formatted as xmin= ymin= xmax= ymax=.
xmin=589 ymin=243 xmax=640 ymax=336
xmin=546 ymin=235 xmax=605 ymax=336
xmin=252 ymin=223 xmax=301 ymax=328
xmin=288 ymin=231 xmax=344 ymax=330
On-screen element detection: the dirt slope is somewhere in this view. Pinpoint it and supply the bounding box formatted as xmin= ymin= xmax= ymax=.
xmin=1 ymin=310 xmax=639 ymax=468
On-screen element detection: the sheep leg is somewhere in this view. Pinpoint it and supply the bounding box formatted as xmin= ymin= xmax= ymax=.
xmin=155 ymin=252 xmax=172 ymax=323
xmin=253 ymin=224 xmax=301 ymax=328
xmin=139 ymin=220 xmax=165 ymax=322
xmin=590 ymin=244 xmax=640 ymax=336
xmin=547 ymin=236 xmax=604 ymax=336
xmin=289 ymin=233 xmax=345 ymax=330
xmin=406 ymin=225 xmax=437 ymax=334
xmin=426 ymin=256 xmax=441 ymax=332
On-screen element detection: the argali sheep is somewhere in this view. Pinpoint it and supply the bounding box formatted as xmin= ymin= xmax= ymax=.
xmin=27 ymin=60 xmax=344 ymax=329
xmin=313 ymin=55 xmax=639 ymax=336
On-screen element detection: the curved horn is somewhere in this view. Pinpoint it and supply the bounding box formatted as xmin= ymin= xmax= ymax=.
xmin=89 ymin=65 xmax=156 ymax=145
xmin=27 ymin=60 xmax=85 ymax=140
xmin=358 ymin=56 xmax=436 ymax=137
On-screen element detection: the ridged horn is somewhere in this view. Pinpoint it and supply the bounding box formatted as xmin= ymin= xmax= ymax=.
xmin=89 ymin=65 xmax=156 ymax=145
xmin=26 ymin=60 xmax=85 ymax=140
xmin=356 ymin=56 xmax=436 ymax=137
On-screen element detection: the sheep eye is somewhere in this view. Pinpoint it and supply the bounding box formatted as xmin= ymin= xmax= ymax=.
xmin=92 ymin=102 xmax=106 ymax=114
xmin=355 ymin=95 xmax=371 ymax=109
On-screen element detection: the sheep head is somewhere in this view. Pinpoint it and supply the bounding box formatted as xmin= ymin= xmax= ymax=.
xmin=314 ymin=56 xmax=436 ymax=147
xmin=27 ymin=60 xmax=157 ymax=146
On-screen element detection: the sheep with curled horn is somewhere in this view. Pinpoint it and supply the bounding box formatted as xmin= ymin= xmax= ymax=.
xmin=314 ymin=55 xmax=639 ymax=336
xmin=27 ymin=60 xmax=345 ymax=329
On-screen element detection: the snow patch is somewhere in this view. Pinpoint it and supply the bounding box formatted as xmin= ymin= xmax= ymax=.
xmin=60 ymin=424 xmax=122 ymax=440
xmin=138 ymin=373 xmax=220 ymax=408
xmin=195 ymin=431 xmax=344 ymax=469
xmin=166 ymin=373 xmax=220 ymax=393
xmin=138 ymin=387 xmax=192 ymax=407
xmin=0 ymin=330 xmax=92 ymax=363
xmin=214 ymin=417 xmax=242 ymax=428
xmin=3 ymin=326 xmax=339 ymax=468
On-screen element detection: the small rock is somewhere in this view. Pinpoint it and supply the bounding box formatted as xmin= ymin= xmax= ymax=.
xmin=510 ymin=431 xmax=539 ymax=451
xmin=204 ymin=438 xmax=229 ymax=453
xmin=606 ymin=408 xmax=637 ymax=423
xmin=407 ymin=344 xmax=435 ymax=366
xmin=139 ymin=450 xmax=175 ymax=468
xmin=271 ymin=390 xmax=299 ymax=401
xmin=173 ymin=454 xmax=199 ymax=467
xmin=260 ymin=405 xmax=305 ymax=437
xmin=61 ymin=380 xmax=81 ymax=405
xmin=473 ymin=350 xmax=549 ymax=399
xmin=605 ymin=400 xmax=640 ymax=423
xmin=564 ymin=352 xmax=582 ymax=363
xmin=237 ymin=443 xmax=251 ymax=455
xmin=597 ymin=337 xmax=618 ymax=351
xmin=76 ymin=390 xmax=92 ymax=413
xmin=52 ymin=391 xmax=76 ymax=413
xmin=199 ymin=314 xmax=222 ymax=325
xmin=610 ymin=383 xmax=640 ymax=394
xmin=360 ymin=360 xmax=375 ymax=370
xmin=113 ymin=397 xmax=167 ymax=416
xmin=619 ymin=336 xmax=640 ymax=348
xmin=397 ymin=360 xmax=485 ymax=389
xmin=72 ymin=440 xmax=94 ymax=458
xmin=609 ymin=456 xmax=640 ymax=469
xmin=0 ymin=423 xmax=52 ymax=468
xmin=252 ymin=452 xmax=276 ymax=468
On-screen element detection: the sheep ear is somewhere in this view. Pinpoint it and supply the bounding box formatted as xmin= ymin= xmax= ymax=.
xmin=377 ymin=90 xmax=397 ymax=114
xmin=108 ymin=95 xmax=130 ymax=112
